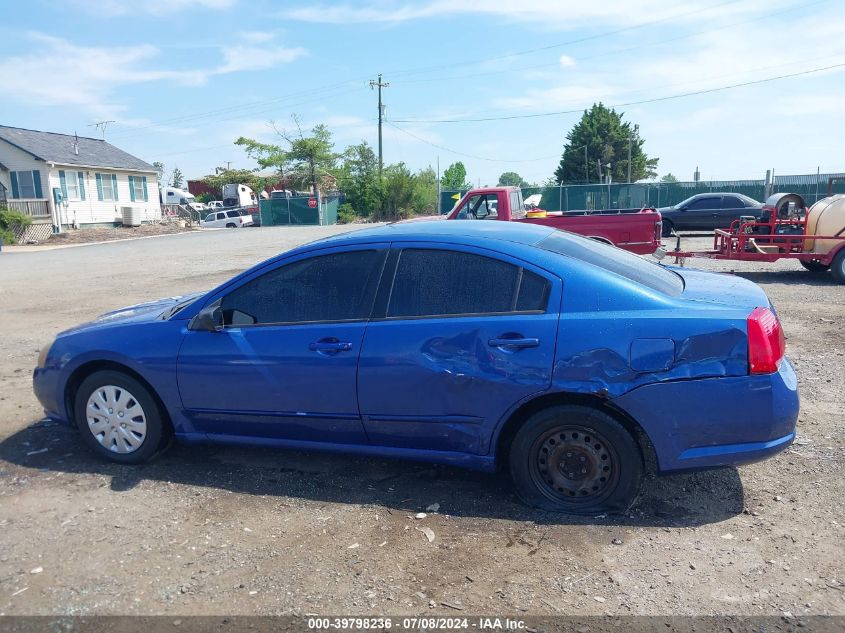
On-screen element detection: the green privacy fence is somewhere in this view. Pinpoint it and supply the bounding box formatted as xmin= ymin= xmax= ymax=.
xmin=439 ymin=173 xmax=845 ymax=213
xmin=260 ymin=196 xmax=340 ymax=226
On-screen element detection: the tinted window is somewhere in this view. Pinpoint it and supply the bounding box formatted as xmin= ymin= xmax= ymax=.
xmin=687 ymin=197 xmax=720 ymax=210
xmin=222 ymin=250 xmax=382 ymax=326
xmin=539 ymin=232 xmax=683 ymax=296
xmin=721 ymin=196 xmax=744 ymax=209
xmin=216 ymin=212 xmax=226 ymax=220
xmin=387 ymin=249 xmax=549 ymax=318
xmin=226 ymin=210 xmax=240 ymax=218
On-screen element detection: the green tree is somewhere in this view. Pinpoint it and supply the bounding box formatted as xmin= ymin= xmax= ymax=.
xmin=660 ymin=173 xmax=679 ymax=183
xmin=381 ymin=163 xmax=418 ymax=220
xmin=200 ymin=168 xmax=270 ymax=197
xmin=337 ymin=141 xmax=381 ymax=218
xmin=236 ymin=116 xmax=337 ymax=194
xmin=169 ymin=166 xmax=184 ymax=188
xmin=554 ymin=103 xmax=658 ymax=184
xmin=441 ymin=161 xmax=471 ymax=190
xmin=152 ymin=161 xmax=165 ymax=185
xmin=412 ymin=166 xmax=438 ymax=215
xmin=0 ymin=206 xmax=32 ymax=245
xmin=497 ymin=171 xmax=528 ymax=187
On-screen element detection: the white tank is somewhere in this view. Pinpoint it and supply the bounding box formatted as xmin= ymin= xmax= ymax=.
xmin=804 ymin=195 xmax=845 ymax=255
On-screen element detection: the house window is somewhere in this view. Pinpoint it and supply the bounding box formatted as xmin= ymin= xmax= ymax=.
xmin=10 ymin=170 xmax=42 ymax=199
xmin=96 ymin=173 xmax=118 ymax=201
xmin=129 ymin=176 xmax=148 ymax=202
xmin=60 ymin=170 xmax=80 ymax=200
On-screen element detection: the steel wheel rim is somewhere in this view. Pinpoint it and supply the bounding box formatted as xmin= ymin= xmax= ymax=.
xmin=86 ymin=385 xmax=147 ymax=454
xmin=528 ymin=424 xmax=620 ymax=507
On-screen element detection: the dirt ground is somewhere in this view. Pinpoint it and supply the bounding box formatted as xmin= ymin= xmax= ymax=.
xmin=0 ymin=227 xmax=842 ymax=618
xmin=40 ymin=222 xmax=199 ymax=246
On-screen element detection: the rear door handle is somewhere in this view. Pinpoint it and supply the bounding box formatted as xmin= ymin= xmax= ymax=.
xmin=488 ymin=337 xmax=540 ymax=349
xmin=309 ymin=339 xmax=353 ymax=354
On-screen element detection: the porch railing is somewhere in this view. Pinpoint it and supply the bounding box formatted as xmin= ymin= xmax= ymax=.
xmin=4 ymin=199 xmax=51 ymax=218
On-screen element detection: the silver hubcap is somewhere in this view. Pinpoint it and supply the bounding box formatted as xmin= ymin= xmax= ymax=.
xmin=86 ymin=385 xmax=147 ymax=454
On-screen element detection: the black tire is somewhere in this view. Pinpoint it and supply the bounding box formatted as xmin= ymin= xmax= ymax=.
xmin=509 ymin=405 xmax=643 ymax=514
xmin=800 ymin=259 xmax=830 ymax=272
xmin=831 ymin=249 xmax=845 ymax=284
xmin=74 ymin=370 xmax=167 ymax=464
xmin=225 ymin=222 xmax=236 ymax=228
xmin=661 ymin=220 xmax=674 ymax=238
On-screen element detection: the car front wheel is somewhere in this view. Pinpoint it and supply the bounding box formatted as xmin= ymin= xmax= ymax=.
xmin=74 ymin=370 xmax=167 ymax=464
xmin=509 ymin=405 xmax=643 ymax=514
xmin=661 ymin=220 xmax=674 ymax=237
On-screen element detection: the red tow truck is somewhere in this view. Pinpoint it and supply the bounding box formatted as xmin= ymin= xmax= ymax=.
xmin=444 ymin=187 xmax=663 ymax=255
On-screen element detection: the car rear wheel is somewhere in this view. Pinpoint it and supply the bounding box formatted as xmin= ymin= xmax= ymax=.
xmin=800 ymin=259 xmax=830 ymax=272
xmin=74 ymin=370 xmax=167 ymax=464
xmin=661 ymin=220 xmax=674 ymax=237
xmin=509 ymin=405 xmax=643 ymax=514
xmin=831 ymin=249 xmax=845 ymax=284
xmin=225 ymin=222 xmax=236 ymax=228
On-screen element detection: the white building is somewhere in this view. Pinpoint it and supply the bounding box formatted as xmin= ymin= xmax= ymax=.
xmin=0 ymin=125 xmax=161 ymax=241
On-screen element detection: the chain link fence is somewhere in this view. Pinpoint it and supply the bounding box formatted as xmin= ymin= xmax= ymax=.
xmin=439 ymin=172 xmax=845 ymax=214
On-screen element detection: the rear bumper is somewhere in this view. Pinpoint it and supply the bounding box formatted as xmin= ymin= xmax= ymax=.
xmin=612 ymin=358 xmax=799 ymax=472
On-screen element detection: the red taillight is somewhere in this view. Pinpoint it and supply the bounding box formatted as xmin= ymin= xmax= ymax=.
xmin=747 ymin=307 xmax=785 ymax=374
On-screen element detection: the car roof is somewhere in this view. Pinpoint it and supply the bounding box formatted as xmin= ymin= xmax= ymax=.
xmin=314 ymin=219 xmax=557 ymax=248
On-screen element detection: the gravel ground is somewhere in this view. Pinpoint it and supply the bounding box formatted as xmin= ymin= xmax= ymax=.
xmin=41 ymin=223 xmax=199 ymax=246
xmin=0 ymin=227 xmax=842 ymax=617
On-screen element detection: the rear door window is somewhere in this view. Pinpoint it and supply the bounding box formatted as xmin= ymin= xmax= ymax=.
xmin=721 ymin=196 xmax=744 ymax=208
xmin=386 ymin=249 xmax=549 ymax=318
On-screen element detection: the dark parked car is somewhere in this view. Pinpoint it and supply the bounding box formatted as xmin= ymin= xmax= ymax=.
xmin=33 ymin=222 xmax=797 ymax=514
xmin=659 ymin=193 xmax=762 ymax=236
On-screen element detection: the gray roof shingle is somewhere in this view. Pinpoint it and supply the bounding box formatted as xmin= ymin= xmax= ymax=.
xmin=0 ymin=125 xmax=155 ymax=172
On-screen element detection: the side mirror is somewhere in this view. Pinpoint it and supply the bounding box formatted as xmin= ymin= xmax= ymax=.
xmin=679 ymin=206 xmax=688 ymax=211
xmin=190 ymin=301 xmax=223 ymax=332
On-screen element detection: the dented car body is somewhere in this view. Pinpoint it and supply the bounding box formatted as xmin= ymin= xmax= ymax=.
xmin=33 ymin=221 xmax=798 ymax=512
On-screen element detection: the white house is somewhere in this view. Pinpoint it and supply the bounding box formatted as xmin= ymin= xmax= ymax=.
xmin=0 ymin=125 xmax=161 ymax=241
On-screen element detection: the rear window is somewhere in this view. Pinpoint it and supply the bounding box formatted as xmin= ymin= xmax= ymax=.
xmin=538 ymin=232 xmax=683 ymax=296
xmin=387 ymin=249 xmax=549 ymax=318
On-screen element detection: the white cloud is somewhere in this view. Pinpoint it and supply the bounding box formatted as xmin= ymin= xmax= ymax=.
xmin=0 ymin=32 xmax=307 ymax=120
xmin=280 ymin=0 xmax=738 ymax=27
xmin=559 ymin=55 xmax=576 ymax=68
xmin=72 ymin=0 xmax=236 ymax=16
xmin=239 ymin=31 xmax=276 ymax=44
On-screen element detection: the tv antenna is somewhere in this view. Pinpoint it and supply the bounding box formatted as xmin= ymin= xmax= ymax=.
xmin=89 ymin=120 xmax=115 ymax=139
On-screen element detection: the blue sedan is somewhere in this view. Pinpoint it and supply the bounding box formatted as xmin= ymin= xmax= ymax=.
xmin=32 ymin=221 xmax=798 ymax=513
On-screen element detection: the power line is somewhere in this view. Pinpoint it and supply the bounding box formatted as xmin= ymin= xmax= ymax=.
xmin=385 ymin=121 xmax=558 ymax=163
xmin=390 ymin=0 xmax=830 ymax=86
xmin=107 ymin=82 xmax=366 ymax=140
xmin=391 ymin=61 xmax=845 ymax=124
xmin=384 ymin=0 xmax=742 ymax=80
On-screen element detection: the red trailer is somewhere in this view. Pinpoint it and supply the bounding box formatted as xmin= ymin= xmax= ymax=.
xmin=672 ymin=182 xmax=845 ymax=283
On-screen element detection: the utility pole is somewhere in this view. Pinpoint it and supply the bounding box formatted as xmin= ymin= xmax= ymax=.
xmin=627 ymin=124 xmax=639 ymax=184
xmin=369 ymin=74 xmax=390 ymax=175
xmin=584 ymin=145 xmax=589 ymax=184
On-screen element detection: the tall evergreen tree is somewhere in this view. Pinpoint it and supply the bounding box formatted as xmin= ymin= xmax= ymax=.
xmin=553 ymin=103 xmax=658 ymax=184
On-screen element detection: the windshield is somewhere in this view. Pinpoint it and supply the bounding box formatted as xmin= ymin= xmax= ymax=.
xmin=538 ymin=232 xmax=684 ymax=296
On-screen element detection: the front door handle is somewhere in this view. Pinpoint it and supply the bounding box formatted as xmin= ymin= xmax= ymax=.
xmin=309 ymin=339 xmax=353 ymax=355
xmin=488 ymin=337 xmax=540 ymax=350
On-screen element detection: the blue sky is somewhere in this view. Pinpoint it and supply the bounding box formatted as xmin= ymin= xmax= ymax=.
xmin=1 ymin=0 xmax=843 ymax=185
